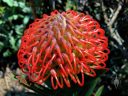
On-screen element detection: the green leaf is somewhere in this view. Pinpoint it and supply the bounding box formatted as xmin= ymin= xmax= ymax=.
xmin=13 ymin=14 xmax=18 ymax=20
xmin=0 ymin=6 xmax=5 ymax=15
xmin=23 ymin=16 xmax=29 ymax=24
xmin=9 ymin=36 xmax=17 ymax=50
xmin=65 ymin=0 xmax=77 ymax=11
xmin=85 ymin=77 xmax=100 ymax=96
xmin=15 ymin=25 xmax=24 ymax=35
xmin=8 ymin=14 xmax=18 ymax=21
xmin=3 ymin=49 xmax=12 ymax=57
xmin=0 ymin=41 xmax=4 ymax=51
xmin=19 ymin=2 xmax=25 ymax=8
xmin=95 ymin=85 xmax=104 ymax=96
xmin=3 ymin=0 xmax=14 ymax=7
xmin=13 ymin=0 xmax=18 ymax=7
xmin=9 ymin=36 xmax=15 ymax=46
xmin=0 ymin=20 xmax=3 ymax=24
xmin=22 ymin=7 xmax=31 ymax=13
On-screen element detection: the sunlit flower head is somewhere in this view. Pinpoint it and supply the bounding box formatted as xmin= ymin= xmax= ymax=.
xmin=17 ymin=10 xmax=110 ymax=89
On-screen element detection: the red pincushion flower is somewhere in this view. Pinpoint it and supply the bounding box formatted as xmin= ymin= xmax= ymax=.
xmin=17 ymin=10 xmax=110 ymax=89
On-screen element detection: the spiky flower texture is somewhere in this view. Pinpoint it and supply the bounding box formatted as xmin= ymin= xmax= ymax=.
xmin=18 ymin=10 xmax=110 ymax=89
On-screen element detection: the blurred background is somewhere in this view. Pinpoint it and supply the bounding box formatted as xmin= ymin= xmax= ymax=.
xmin=0 ymin=0 xmax=128 ymax=96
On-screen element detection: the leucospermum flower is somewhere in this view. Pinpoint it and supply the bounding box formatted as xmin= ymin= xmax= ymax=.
xmin=17 ymin=10 xmax=110 ymax=89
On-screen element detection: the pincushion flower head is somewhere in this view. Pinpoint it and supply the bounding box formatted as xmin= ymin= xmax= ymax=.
xmin=17 ymin=10 xmax=110 ymax=89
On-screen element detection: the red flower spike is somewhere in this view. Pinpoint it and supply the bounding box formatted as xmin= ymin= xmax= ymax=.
xmin=17 ymin=10 xmax=110 ymax=89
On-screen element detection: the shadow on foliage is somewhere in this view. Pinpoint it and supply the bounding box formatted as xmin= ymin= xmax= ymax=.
xmin=4 ymin=89 xmax=39 ymax=96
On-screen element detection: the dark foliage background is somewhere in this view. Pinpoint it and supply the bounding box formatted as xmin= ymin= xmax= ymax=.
xmin=0 ymin=0 xmax=128 ymax=96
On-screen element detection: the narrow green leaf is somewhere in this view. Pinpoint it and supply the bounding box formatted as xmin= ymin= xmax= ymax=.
xmin=85 ymin=77 xmax=100 ymax=96
xmin=0 ymin=41 xmax=4 ymax=51
xmin=95 ymin=85 xmax=104 ymax=96
xmin=9 ymin=36 xmax=16 ymax=49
